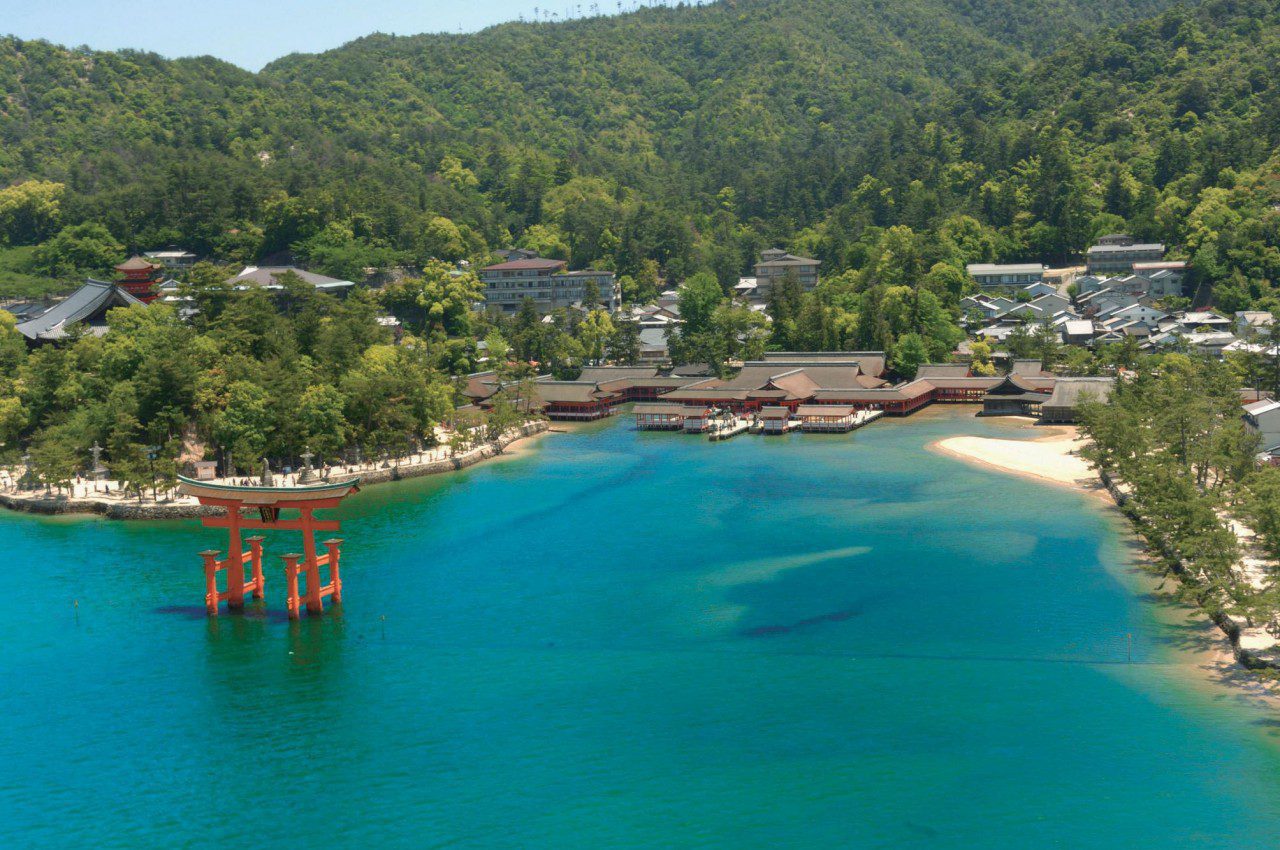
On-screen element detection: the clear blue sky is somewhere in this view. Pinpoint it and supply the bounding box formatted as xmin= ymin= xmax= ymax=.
xmin=3 ymin=0 xmax=634 ymax=71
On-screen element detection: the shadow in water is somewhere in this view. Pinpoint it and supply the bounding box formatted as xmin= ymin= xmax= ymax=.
xmin=741 ymin=607 xmax=862 ymax=637
xmin=156 ymin=602 xmax=289 ymax=622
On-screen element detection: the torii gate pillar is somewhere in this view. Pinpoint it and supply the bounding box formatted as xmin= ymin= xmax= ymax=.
xmin=178 ymin=476 xmax=359 ymax=618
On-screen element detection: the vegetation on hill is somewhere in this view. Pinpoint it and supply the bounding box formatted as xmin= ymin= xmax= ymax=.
xmin=0 ymin=0 xmax=1183 ymax=281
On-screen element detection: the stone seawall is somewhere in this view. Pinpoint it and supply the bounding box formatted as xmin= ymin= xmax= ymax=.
xmin=1099 ymin=469 xmax=1280 ymax=673
xmin=342 ymin=420 xmax=548 ymax=485
xmin=0 ymin=420 xmax=550 ymax=521
xmin=0 ymin=493 xmax=221 ymax=520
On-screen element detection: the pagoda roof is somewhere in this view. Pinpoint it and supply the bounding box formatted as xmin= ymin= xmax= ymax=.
xmin=116 ymin=255 xmax=161 ymax=271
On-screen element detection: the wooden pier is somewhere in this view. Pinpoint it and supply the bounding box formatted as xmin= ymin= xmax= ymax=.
xmin=708 ymin=417 xmax=750 ymax=441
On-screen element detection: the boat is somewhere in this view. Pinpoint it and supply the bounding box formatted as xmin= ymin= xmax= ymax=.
xmin=176 ymin=475 xmax=362 ymax=505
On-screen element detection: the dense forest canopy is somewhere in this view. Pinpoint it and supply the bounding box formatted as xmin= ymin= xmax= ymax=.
xmin=0 ymin=0 xmax=1196 ymax=283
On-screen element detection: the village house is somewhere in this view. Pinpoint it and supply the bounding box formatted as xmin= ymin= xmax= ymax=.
xmin=1074 ymin=275 xmax=1110 ymax=295
xmin=1102 ymin=303 xmax=1169 ymax=328
xmin=492 ymin=247 xmax=540 ymax=263
xmin=1021 ymin=281 xmax=1059 ymax=299
xmin=1178 ymin=310 xmax=1232 ymax=332
xmin=1060 ymin=319 xmax=1097 ymax=346
xmin=961 ymin=294 xmax=1018 ymax=322
xmin=1029 ymin=292 xmax=1071 ymax=314
xmin=1078 ymin=288 xmax=1141 ymax=317
xmin=733 ymin=277 xmax=758 ymax=299
xmin=995 ymin=302 xmax=1048 ymax=322
xmin=1236 ymin=311 xmax=1275 ymax=337
xmin=638 ymin=327 xmax=670 ymax=362
xmin=1243 ymin=398 xmax=1280 ymax=455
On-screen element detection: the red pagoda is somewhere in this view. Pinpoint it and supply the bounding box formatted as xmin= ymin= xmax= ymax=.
xmin=114 ymin=256 xmax=163 ymax=303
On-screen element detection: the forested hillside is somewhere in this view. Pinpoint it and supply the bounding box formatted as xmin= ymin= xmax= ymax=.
xmin=0 ymin=0 xmax=1180 ymax=287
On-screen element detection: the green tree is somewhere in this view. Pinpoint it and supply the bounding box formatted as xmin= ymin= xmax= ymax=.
xmin=32 ymin=223 xmax=124 ymax=278
xmin=891 ymin=333 xmax=930 ymax=379
xmin=0 ymin=180 xmax=64 ymax=246
xmin=677 ymin=272 xmax=722 ymax=337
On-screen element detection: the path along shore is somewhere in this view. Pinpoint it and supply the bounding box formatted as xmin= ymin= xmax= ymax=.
xmin=929 ymin=419 xmax=1280 ymax=708
xmin=0 ymin=420 xmax=549 ymax=520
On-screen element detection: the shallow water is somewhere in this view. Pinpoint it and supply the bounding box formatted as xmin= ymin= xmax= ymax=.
xmin=1 ymin=409 xmax=1278 ymax=848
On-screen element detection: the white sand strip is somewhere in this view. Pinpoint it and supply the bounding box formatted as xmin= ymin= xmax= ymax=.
xmin=929 ymin=428 xmax=1104 ymax=494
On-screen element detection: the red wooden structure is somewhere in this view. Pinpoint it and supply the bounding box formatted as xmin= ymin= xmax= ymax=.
xmin=114 ymin=256 xmax=163 ymax=303
xmin=179 ymin=475 xmax=360 ymax=618
xmin=200 ymin=535 xmax=265 ymax=614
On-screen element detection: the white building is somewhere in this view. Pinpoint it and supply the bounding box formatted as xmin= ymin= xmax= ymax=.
xmin=1244 ymin=399 xmax=1280 ymax=453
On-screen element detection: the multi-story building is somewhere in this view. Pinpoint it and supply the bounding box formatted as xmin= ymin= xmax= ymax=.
xmin=965 ymin=263 xmax=1047 ymax=288
xmin=754 ymin=249 xmax=820 ymax=297
xmin=1086 ymin=235 xmax=1166 ymax=275
xmin=480 ymin=258 xmax=620 ymax=315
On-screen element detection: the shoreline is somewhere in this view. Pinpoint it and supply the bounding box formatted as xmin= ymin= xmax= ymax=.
xmin=929 ymin=416 xmax=1280 ymax=711
xmin=0 ymin=420 xmax=550 ymax=521
xmin=927 ymin=425 xmax=1113 ymax=502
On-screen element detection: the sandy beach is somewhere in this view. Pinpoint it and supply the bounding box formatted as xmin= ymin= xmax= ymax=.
xmin=929 ymin=423 xmax=1110 ymax=500
xmin=930 ymin=416 xmax=1280 ymax=711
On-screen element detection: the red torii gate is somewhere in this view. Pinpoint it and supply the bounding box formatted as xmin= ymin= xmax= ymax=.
xmin=177 ymin=475 xmax=361 ymax=619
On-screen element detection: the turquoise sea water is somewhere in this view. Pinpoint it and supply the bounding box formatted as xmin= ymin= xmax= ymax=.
xmin=2 ymin=408 xmax=1280 ymax=848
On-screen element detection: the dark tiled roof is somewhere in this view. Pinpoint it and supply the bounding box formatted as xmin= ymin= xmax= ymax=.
xmin=796 ymin=404 xmax=855 ymax=417
xmin=659 ymin=386 xmax=750 ymax=402
xmin=228 ymin=266 xmax=353 ymax=289
xmin=577 ymin=367 xmax=661 ymax=383
xmin=532 ymin=381 xmax=617 ymax=404
xmin=760 ymin=351 xmax=887 ymax=377
xmin=1088 ymin=242 xmax=1165 ymax=255
xmin=1010 ymin=359 xmax=1045 ymax=376
xmin=481 ymin=258 xmax=567 ymax=271
xmin=632 ymin=402 xmax=686 ymax=415
xmin=916 ymin=363 xmax=970 ymax=378
xmin=983 ymin=375 xmax=1047 ymax=398
xmin=15 ymin=281 xmax=143 ymax=340
xmin=1044 ymin=378 xmax=1115 ymax=409
xmin=756 ymin=253 xmax=820 ymax=266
